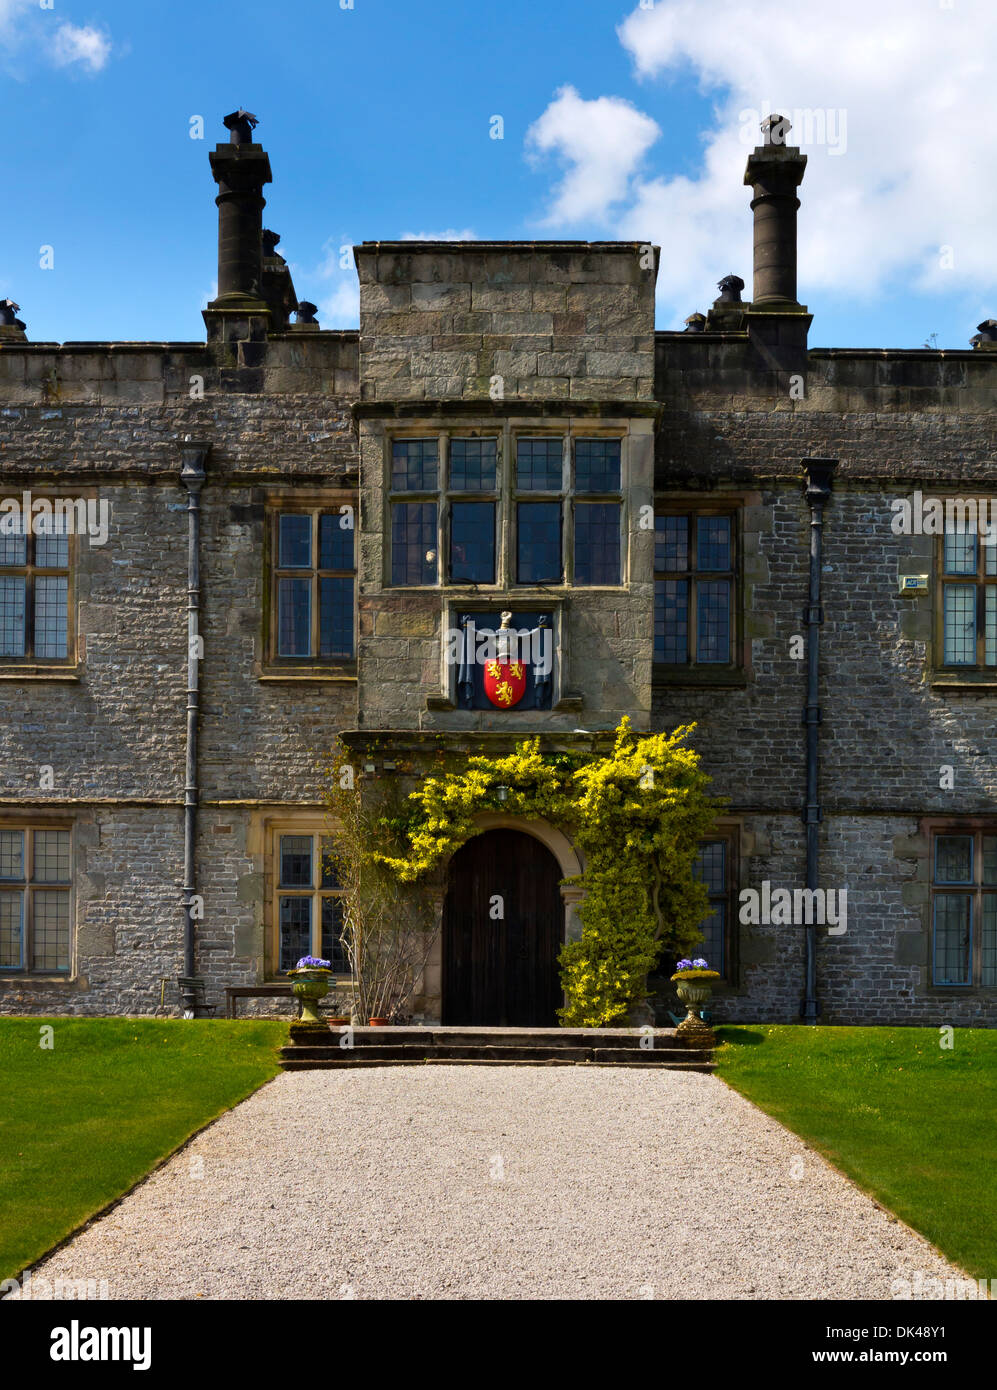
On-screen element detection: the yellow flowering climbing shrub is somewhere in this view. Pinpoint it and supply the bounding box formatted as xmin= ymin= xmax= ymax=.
xmin=377 ymin=718 xmax=722 ymax=1026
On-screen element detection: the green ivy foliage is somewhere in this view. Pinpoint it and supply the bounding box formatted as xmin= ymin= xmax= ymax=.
xmin=377 ymin=718 xmax=723 ymax=1027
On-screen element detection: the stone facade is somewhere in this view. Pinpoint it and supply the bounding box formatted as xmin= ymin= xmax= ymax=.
xmin=2 ymin=114 xmax=996 ymax=1025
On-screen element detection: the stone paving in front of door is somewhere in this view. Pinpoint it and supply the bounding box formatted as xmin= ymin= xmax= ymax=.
xmin=13 ymin=1067 xmax=965 ymax=1300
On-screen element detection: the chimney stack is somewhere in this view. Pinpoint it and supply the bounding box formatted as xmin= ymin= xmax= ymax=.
xmin=744 ymin=115 xmax=807 ymax=309
xmin=0 ymin=298 xmax=26 ymax=341
xmin=207 ymin=109 xmax=271 ymax=311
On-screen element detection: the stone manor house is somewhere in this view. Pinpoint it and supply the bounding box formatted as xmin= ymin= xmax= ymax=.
xmin=1 ymin=110 xmax=995 ymax=1027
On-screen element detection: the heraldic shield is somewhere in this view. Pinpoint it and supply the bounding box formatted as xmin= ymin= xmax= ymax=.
xmin=483 ymin=657 xmax=527 ymax=708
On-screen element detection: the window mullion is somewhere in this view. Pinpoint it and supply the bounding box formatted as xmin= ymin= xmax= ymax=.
xmin=311 ymin=512 xmax=320 ymax=658
xmin=688 ymin=517 xmax=697 ymax=662
xmin=438 ymin=433 xmax=447 ymax=588
xmin=499 ymin=423 xmax=511 ymax=587
xmin=562 ymin=436 xmax=571 ymax=585
xmin=25 ymin=830 xmax=33 ymax=971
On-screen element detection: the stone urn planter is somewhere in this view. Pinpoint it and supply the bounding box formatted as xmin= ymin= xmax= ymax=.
xmin=670 ymin=959 xmax=721 ymax=1046
xmin=287 ymin=956 xmax=333 ymax=1028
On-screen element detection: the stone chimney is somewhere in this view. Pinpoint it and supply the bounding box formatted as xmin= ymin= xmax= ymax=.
xmin=0 ymin=299 xmax=26 ymax=342
xmin=203 ymin=109 xmax=273 ymax=372
xmin=742 ymin=114 xmax=812 ymax=382
xmin=744 ymin=115 xmax=808 ymax=309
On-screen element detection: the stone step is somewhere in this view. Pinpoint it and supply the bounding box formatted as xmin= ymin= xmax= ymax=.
xmin=278 ymin=1041 xmax=715 ymax=1070
xmin=287 ymin=1027 xmax=688 ymax=1050
xmin=280 ymin=1041 xmax=711 ymax=1063
xmin=279 ymin=1055 xmax=715 ymax=1072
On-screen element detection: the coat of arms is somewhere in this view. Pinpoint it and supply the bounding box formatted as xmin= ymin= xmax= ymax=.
xmin=482 ymin=611 xmax=528 ymax=708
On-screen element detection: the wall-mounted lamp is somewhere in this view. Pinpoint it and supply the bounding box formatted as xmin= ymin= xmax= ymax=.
xmin=496 ymin=785 xmax=510 ymax=803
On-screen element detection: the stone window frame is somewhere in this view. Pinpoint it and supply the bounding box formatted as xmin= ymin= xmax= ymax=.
xmin=0 ymin=500 xmax=81 ymax=682
xmin=924 ymin=819 xmax=997 ymax=992
xmin=931 ymin=527 xmax=997 ymax=683
xmin=0 ymin=817 xmax=74 ymax=978
xmin=384 ymin=423 xmax=629 ymax=592
xmin=260 ymin=488 xmax=358 ymax=683
xmin=263 ymin=816 xmax=350 ymax=983
xmin=652 ymin=500 xmax=743 ymax=687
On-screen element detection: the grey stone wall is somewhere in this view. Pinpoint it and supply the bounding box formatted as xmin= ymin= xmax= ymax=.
xmin=652 ymin=345 xmax=997 ymax=1024
xmin=0 ymin=347 xmax=359 ymax=1015
xmin=356 ymin=242 xmax=656 ymax=403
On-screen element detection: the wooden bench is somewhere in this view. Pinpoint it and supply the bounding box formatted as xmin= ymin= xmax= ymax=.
xmin=225 ymin=984 xmax=295 ymax=1019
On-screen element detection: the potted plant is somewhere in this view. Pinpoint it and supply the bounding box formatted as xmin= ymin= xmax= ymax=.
xmin=670 ymin=957 xmax=720 ymax=1044
xmin=326 ymin=987 xmax=352 ymax=1026
xmin=287 ymin=955 xmax=333 ymax=1027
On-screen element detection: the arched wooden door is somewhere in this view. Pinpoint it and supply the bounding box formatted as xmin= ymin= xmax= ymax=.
xmin=442 ymin=829 xmax=563 ymax=1026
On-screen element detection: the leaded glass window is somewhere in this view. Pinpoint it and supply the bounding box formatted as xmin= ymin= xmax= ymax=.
xmin=572 ymin=439 xmax=622 ymax=585
xmin=272 ymin=505 xmax=356 ymax=662
xmin=654 ymin=511 xmax=735 ymax=665
xmin=0 ymin=514 xmax=72 ymax=662
xmin=0 ymin=827 xmax=71 ymax=974
xmin=939 ymin=523 xmax=997 ymax=669
xmin=931 ymin=829 xmax=997 ymax=987
xmin=276 ymin=833 xmax=347 ymax=974
xmin=692 ymin=838 xmax=734 ymax=978
xmin=387 ymin=433 xmax=626 ymax=590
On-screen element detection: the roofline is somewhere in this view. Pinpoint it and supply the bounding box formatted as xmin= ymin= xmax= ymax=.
xmin=355 ymin=240 xmax=657 ymax=253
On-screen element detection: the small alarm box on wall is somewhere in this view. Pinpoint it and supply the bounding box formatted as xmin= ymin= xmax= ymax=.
xmin=898 ymin=574 xmax=929 ymax=594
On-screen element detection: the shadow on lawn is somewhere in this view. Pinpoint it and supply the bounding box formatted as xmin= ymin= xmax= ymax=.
xmin=714 ymin=1026 xmax=766 ymax=1046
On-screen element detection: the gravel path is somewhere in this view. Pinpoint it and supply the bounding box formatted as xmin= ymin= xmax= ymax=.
xmin=13 ymin=1068 xmax=963 ymax=1300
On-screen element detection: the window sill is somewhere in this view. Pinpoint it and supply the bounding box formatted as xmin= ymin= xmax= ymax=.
xmin=928 ymin=670 xmax=997 ymax=692
xmin=266 ymin=975 xmax=353 ymax=986
xmin=259 ymin=665 xmax=357 ymax=684
xmin=0 ymin=665 xmax=81 ymax=682
xmin=0 ymin=973 xmax=83 ymax=989
xmin=925 ymin=984 xmax=997 ymax=994
xmin=653 ymin=665 xmax=748 ymax=689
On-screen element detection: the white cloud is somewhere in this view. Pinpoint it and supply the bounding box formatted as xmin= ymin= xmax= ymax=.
xmin=528 ymin=1 xmax=997 ymax=326
xmin=0 ymin=0 xmax=29 ymax=27
xmin=525 ymin=84 xmax=660 ymax=225
xmin=50 ymin=22 xmax=112 ymax=73
xmin=400 ymin=228 xmax=477 ymax=241
xmin=318 ymin=276 xmax=359 ymax=329
xmin=310 ymin=238 xmax=359 ymax=327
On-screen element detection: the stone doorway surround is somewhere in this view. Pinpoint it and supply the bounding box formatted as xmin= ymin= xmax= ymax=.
xmin=416 ymin=812 xmax=584 ymax=1022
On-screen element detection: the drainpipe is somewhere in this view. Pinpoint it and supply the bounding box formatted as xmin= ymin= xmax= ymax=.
xmin=801 ymin=458 xmax=836 ymax=1024
xmin=179 ymin=441 xmax=209 ymax=1010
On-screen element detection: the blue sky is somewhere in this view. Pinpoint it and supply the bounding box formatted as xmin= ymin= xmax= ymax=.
xmin=1 ymin=0 xmax=994 ymax=350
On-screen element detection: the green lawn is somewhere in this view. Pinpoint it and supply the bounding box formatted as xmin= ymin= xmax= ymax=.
xmin=0 ymin=1018 xmax=286 ymax=1282
xmin=716 ymin=1025 xmax=997 ymax=1280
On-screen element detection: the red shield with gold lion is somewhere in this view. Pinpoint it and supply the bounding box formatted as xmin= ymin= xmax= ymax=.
xmin=483 ymin=659 xmax=527 ymax=709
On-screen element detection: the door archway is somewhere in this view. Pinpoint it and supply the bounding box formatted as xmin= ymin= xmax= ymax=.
xmin=442 ymin=828 xmax=563 ymax=1026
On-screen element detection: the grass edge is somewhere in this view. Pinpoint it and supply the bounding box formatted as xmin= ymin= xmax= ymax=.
xmin=711 ymin=1065 xmax=979 ymax=1286
xmin=3 ymin=1070 xmax=281 ymax=1290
